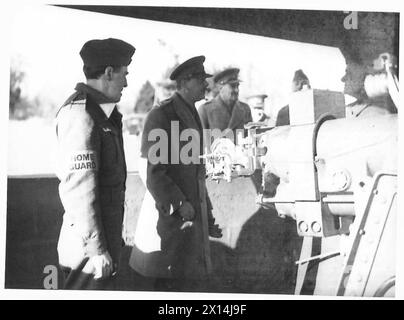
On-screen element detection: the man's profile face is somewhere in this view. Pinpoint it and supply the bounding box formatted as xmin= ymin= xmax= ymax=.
xmin=106 ymin=66 xmax=129 ymax=102
xmin=341 ymin=62 xmax=367 ymax=100
xmin=187 ymin=75 xmax=209 ymax=102
xmin=291 ymin=79 xmax=310 ymax=92
xmin=219 ymin=82 xmax=239 ymax=106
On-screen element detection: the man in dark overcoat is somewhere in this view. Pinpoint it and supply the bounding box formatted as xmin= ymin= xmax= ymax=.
xmin=130 ymin=56 xmax=221 ymax=291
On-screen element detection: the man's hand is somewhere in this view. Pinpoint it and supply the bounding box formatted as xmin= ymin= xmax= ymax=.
xmin=209 ymin=224 xmax=223 ymax=238
xmin=178 ymin=201 xmax=195 ymax=221
xmin=88 ymin=251 xmax=115 ymax=280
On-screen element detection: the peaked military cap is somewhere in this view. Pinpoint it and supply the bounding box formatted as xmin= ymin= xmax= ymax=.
xmin=80 ymin=38 xmax=135 ymax=67
xmin=247 ymin=94 xmax=268 ymax=109
xmin=214 ymin=67 xmax=241 ymax=84
xmin=170 ymin=55 xmax=212 ymax=80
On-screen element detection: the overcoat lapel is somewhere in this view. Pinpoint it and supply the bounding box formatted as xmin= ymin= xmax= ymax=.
xmin=171 ymin=93 xmax=212 ymax=273
xmin=172 ymin=93 xmax=202 ymax=152
xmin=172 ymin=93 xmax=200 ymax=131
xmin=227 ymin=101 xmax=246 ymax=130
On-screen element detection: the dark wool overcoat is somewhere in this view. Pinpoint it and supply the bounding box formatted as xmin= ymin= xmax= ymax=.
xmin=129 ymin=92 xmax=212 ymax=279
xmin=198 ymin=95 xmax=252 ymax=142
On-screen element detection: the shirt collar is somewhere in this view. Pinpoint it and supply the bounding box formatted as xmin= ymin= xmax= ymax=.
xmin=99 ymin=103 xmax=116 ymax=118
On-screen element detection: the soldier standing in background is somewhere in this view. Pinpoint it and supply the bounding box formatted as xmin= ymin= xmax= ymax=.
xmin=55 ymin=38 xmax=135 ymax=290
xmin=276 ymin=69 xmax=311 ymax=126
xmin=198 ymin=68 xmax=252 ymax=144
xmin=247 ymin=94 xmax=270 ymax=124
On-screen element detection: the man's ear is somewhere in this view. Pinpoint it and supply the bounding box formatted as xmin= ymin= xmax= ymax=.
xmin=104 ymin=66 xmax=114 ymax=80
xmin=179 ymin=78 xmax=188 ymax=90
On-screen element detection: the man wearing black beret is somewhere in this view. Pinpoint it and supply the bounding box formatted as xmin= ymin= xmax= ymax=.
xmin=55 ymin=38 xmax=135 ymax=290
xmin=130 ymin=56 xmax=222 ymax=291
xmin=276 ymin=69 xmax=311 ymax=126
xmin=198 ymin=67 xmax=252 ymax=144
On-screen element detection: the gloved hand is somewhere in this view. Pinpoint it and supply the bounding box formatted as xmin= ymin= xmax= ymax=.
xmin=178 ymin=201 xmax=195 ymax=221
xmin=86 ymin=251 xmax=115 ymax=280
xmin=209 ymin=224 xmax=223 ymax=238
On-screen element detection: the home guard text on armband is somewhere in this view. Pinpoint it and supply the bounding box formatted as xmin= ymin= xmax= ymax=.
xmin=69 ymin=151 xmax=98 ymax=171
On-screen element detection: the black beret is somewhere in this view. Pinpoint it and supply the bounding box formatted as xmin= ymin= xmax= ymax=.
xmin=80 ymin=38 xmax=135 ymax=67
xmin=292 ymin=69 xmax=309 ymax=82
xmin=214 ymin=67 xmax=240 ymax=84
xmin=170 ymin=55 xmax=212 ymax=80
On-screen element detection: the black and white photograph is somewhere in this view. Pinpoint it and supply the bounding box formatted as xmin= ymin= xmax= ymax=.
xmin=0 ymin=0 xmax=401 ymax=301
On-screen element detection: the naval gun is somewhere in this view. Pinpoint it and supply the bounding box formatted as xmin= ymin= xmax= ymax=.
xmin=202 ymin=88 xmax=398 ymax=297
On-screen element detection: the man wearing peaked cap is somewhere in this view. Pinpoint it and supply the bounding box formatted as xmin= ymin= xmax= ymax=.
xmin=213 ymin=67 xmax=240 ymax=85
xmin=55 ymin=38 xmax=135 ymax=290
xmin=169 ymin=55 xmax=212 ymax=81
xmin=130 ymin=55 xmax=222 ymax=291
xmin=198 ymin=67 xmax=252 ymax=144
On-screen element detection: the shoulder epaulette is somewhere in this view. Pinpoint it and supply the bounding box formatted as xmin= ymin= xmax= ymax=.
xmin=239 ymin=100 xmax=248 ymax=107
xmin=156 ymin=97 xmax=174 ymax=109
xmin=57 ymin=92 xmax=87 ymax=117
xmin=239 ymin=101 xmax=250 ymax=110
xmin=62 ymin=91 xmax=87 ymax=107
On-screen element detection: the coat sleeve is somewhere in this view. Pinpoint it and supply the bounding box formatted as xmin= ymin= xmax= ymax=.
xmin=141 ymin=108 xmax=187 ymax=215
xmin=205 ymin=185 xmax=215 ymax=224
xmin=276 ymin=105 xmax=290 ymax=126
xmin=56 ymin=104 xmax=107 ymax=257
xmin=245 ymin=103 xmax=253 ymax=123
